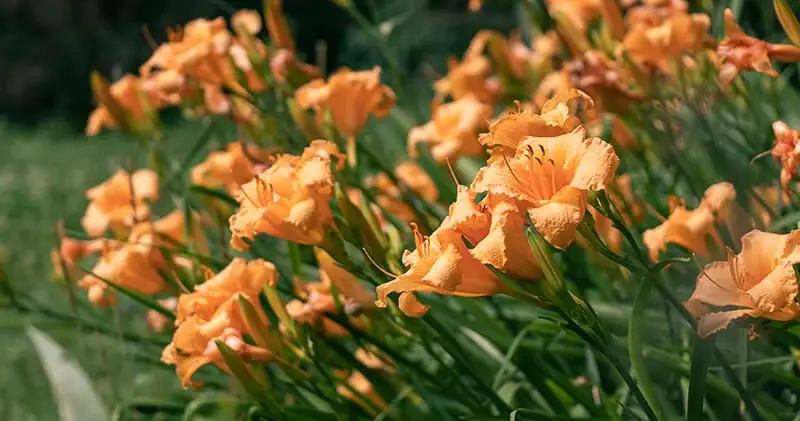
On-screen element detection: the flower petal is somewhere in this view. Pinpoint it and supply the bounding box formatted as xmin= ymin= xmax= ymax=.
xmin=697 ymin=309 xmax=752 ymax=338
xmin=528 ymin=186 xmax=587 ymax=249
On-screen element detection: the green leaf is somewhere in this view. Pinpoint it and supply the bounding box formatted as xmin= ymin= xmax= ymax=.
xmin=27 ymin=326 xmax=108 ymax=421
xmin=775 ymin=0 xmax=800 ymax=46
xmin=687 ymin=336 xmax=715 ymax=421
xmin=628 ymin=280 xmax=666 ymax=421
xmin=190 ymin=184 xmax=239 ymax=206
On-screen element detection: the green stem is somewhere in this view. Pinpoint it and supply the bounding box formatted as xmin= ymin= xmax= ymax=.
xmin=629 ymin=279 xmax=666 ymax=421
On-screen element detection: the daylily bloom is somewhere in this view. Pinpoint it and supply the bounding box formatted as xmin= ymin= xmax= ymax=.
xmin=78 ymin=240 xmax=167 ymax=306
xmin=621 ymin=12 xmax=711 ymax=75
xmin=686 ymin=229 xmax=800 ymax=337
xmin=472 ymin=127 xmax=620 ymax=249
xmin=87 ymin=74 xmax=181 ymax=136
xmin=285 ymin=283 xmax=350 ymax=336
xmin=479 ymin=90 xmax=592 ymax=162
xmin=718 ymin=9 xmax=800 ymax=85
xmin=766 ymin=121 xmax=800 ymax=189
xmin=643 ymin=182 xmax=738 ymax=261
xmin=363 ymin=161 xmax=439 ymax=224
xmin=566 ymin=51 xmax=645 ymax=114
xmin=336 ymin=349 xmax=392 ymax=414
xmin=625 ymin=0 xmax=689 ymax=30
xmin=434 ymin=55 xmax=501 ymax=105
xmin=408 ymin=96 xmax=492 ymax=163
xmin=229 ymin=141 xmax=344 ymax=249
xmin=468 ymin=0 xmax=484 ymax=12
xmin=375 ymin=187 xmax=512 ymax=317
xmin=147 ymin=298 xmax=178 ymax=333
xmin=81 ymin=169 xmax=159 ymax=237
xmin=51 ymin=222 xmax=104 ymax=279
xmin=546 ymin=0 xmax=602 ymax=31
xmin=191 ymin=142 xmax=273 ymax=195
xmin=295 ymin=67 xmax=396 ymax=138
xmin=163 ymin=258 xmax=277 ymax=387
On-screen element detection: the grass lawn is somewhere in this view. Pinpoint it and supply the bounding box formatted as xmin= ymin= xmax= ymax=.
xmin=0 ymin=121 xmax=204 ymax=420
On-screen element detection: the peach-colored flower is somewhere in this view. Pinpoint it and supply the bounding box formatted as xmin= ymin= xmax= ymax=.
xmin=191 ymin=142 xmax=273 ymax=195
xmin=408 ymin=97 xmax=492 ymax=163
xmin=479 ymin=90 xmax=593 ymax=162
xmin=295 ymin=67 xmax=396 ymax=138
xmin=546 ymin=0 xmax=602 ymax=31
xmin=686 ymin=230 xmax=800 ymax=337
xmin=81 ymin=169 xmax=159 ymax=237
xmin=86 ymin=74 xmax=183 ymax=136
xmin=375 ymin=187 xmax=516 ymax=317
xmin=625 ymin=0 xmax=689 ymax=30
xmin=394 ymin=161 xmax=439 ymax=202
xmin=78 ymin=240 xmax=167 ymax=306
xmin=229 ymin=141 xmax=344 ymax=249
xmin=472 ymin=128 xmax=620 ymax=249
xmin=468 ymin=0 xmax=484 ymax=11
xmin=336 ymin=349 xmax=392 ymax=414
xmin=434 ymin=55 xmax=501 ymax=104
xmin=643 ymin=182 xmax=738 ymax=261
xmin=621 ymin=12 xmax=711 ymax=74
xmin=362 ymin=161 xmax=439 ymax=224
xmin=163 ymin=258 xmax=277 ymax=387
xmin=718 ymin=9 xmax=800 ymax=85
xmin=765 ymin=121 xmax=800 ymax=189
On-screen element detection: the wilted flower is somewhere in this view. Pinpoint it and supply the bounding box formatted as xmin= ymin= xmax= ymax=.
xmin=229 ymin=141 xmax=344 ymax=249
xmin=621 ymin=12 xmax=711 ymax=74
xmin=163 ymin=258 xmax=277 ymax=387
xmin=82 ymin=169 xmax=159 ymax=237
xmin=643 ymin=182 xmax=738 ymax=261
xmin=718 ymin=9 xmax=800 ymax=85
xmin=191 ymin=142 xmax=273 ymax=195
xmin=472 ymin=127 xmax=620 ymax=249
xmin=295 ymin=67 xmax=396 ymax=138
xmin=686 ymin=230 xmax=800 ymax=337
xmin=408 ymin=97 xmax=492 ymax=163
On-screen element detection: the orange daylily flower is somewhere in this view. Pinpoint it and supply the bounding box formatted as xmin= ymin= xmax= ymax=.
xmin=375 ymin=187 xmax=511 ymax=317
xmin=286 ymin=249 xmax=372 ymax=336
xmin=434 ymin=54 xmax=501 ymax=105
xmin=51 ymin=223 xmax=104 ymax=279
xmin=78 ymin=210 xmax=200 ymax=306
xmin=295 ymin=67 xmax=396 ymax=138
xmin=546 ymin=0 xmax=602 ymax=31
xmin=472 ymin=128 xmax=620 ymax=249
xmin=718 ymin=9 xmax=800 ymax=85
xmin=191 ymin=142 xmax=273 ymax=195
xmin=643 ymin=182 xmax=739 ymax=261
xmin=395 ymin=161 xmax=439 ymax=202
xmin=408 ymin=97 xmax=492 ymax=163
xmin=164 ymin=258 xmax=277 ymax=387
xmin=229 ymin=141 xmax=344 ymax=249
xmin=625 ymin=0 xmax=689 ymax=30
xmin=621 ymin=12 xmax=711 ymax=74
xmin=363 ymin=161 xmax=439 ymax=224
xmin=479 ymin=90 xmax=593 ymax=162
xmin=468 ymin=0 xmax=484 ymax=12
xmin=87 ymin=73 xmax=181 ymax=136
xmin=81 ymin=169 xmax=159 ymax=237
xmin=765 ymin=121 xmax=800 ymax=190
xmin=686 ymin=229 xmax=800 ymax=337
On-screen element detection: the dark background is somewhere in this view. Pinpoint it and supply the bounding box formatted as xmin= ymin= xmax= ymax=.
xmin=0 ymin=0 xmax=782 ymax=129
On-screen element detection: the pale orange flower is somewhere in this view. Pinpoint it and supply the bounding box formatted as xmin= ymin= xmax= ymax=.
xmin=395 ymin=161 xmax=439 ymax=202
xmin=375 ymin=187 xmax=509 ymax=317
xmin=643 ymin=182 xmax=738 ymax=261
xmin=363 ymin=161 xmax=439 ymax=224
xmin=479 ymin=90 xmax=592 ymax=162
xmin=621 ymin=12 xmax=711 ymax=74
xmin=336 ymin=349 xmax=392 ymax=414
xmin=51 ymin=224 xmax=104 ymax=279
xmin=81 ymin=169 xmax=159 ymax=237
xmin=86 ymin=74 xmax=182 ymax=136
xmin=686 ymin=230 xmax=800 ymax=337
xmin=229 ymin=141 xmax=344 ymax=249
xmin=624 ymin=0 xmax=689 ymax=30
xmin=191 ymin=142 xmax=273 ymax=195
xmin=468 ymin=0 xmax=484 ymax=12
xmin=464 ymin=30 xmax=558 ymax=81
xmin=78 ymin=240 xmax=167 ymax=306
xmin=718 ymin=9 xmax=800 ymax=85
xmin=285 ymin=283 xmax=350 ymax=336
xmin=472 ymin=128 xmax=620 ymax=249
xmin=434 ymin=55 xmax=501 ymax=105
xmin=408 ymin=97 xmax=492 ymax=163
xmin=295 ymin=67 xmax=396 ymax=138
xmin=546 ymin=0 xmax=602 ymax=31
xmin=163 ymin=258 xmax=277 ymax=387
xmin=766 ymin=121 xmax=800 ymax=189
